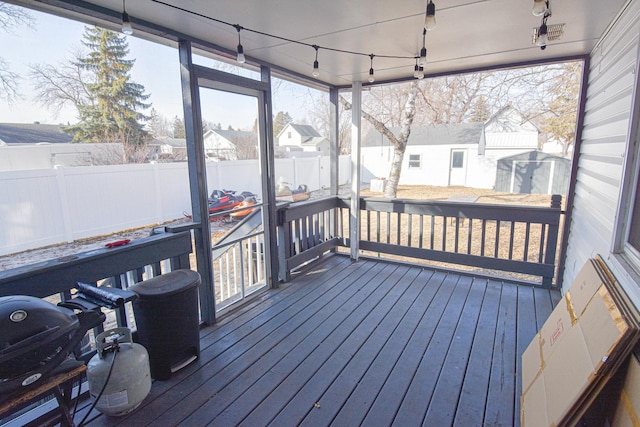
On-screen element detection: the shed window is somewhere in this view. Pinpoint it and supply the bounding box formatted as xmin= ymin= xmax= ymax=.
xmin=408 ymin=154 xmax=421 ymax=169
xmin=451 ymin=151 xmax=465 ymax=168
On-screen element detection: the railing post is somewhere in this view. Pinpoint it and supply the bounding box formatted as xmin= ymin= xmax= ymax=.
xmin=277 ymin=205 xmax=292 ymax=282
xmin=542 ymin=194 xmax=562 ymax=288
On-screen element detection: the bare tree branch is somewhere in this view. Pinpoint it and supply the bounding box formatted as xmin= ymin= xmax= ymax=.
xmin=29 ymin=58 xmax=92 ymax=118
xmin=0 ymin=4 xmax=34 ymax=104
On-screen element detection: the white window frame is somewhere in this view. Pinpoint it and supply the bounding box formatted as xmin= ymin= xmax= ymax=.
xmin=408 ymin=153 xmax=421 ymax=169
xmin=451 ymin=150 xmax=465 ymax=169
xmin=611 ymin=45 xmax=640 ymax=306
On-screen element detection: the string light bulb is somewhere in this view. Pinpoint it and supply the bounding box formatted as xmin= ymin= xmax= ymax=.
xmin=368 ymin=54 xmax=375 ymax=83
xmin=312 ymin=45 xmax=320 ymax=77
xmin=425 ymin=0 xmax=436 ymax=31
xmin=414 ymin=59 xmax=425 ymax=80
xmin=121 ymin=0 xmax=133 ymax=35
xmin=532 ymin=0 xmax=549 ymax=17
xmin=537 ymin=21 xmax=548 ymax=49
xmin=235 ymin=25 xmax=246 ymax=64
xmin=419 ymin=29 xmax=427 ymax=67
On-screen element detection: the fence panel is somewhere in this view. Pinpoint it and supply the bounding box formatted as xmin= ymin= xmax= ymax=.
xmin=0 ymin=169 xmax=65 ymax=254
xmin=1 ymin=156 xmax=350 ymax=257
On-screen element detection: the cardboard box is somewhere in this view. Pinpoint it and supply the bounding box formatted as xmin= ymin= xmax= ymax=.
xmin=521 ymin=261 xmax=603 ymax=396
xmin=521 ymin=260 xmax=634 ymax=427
xmin=611 ymin=353 xmax=640 ymax=427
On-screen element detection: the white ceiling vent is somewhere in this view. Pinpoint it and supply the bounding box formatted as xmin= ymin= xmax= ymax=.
xmin=532 ymin=23 xmax=565 ymax=44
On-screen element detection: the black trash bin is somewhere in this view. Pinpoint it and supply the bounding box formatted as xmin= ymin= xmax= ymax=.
xmin=129 ymin=269 xmax=201 ymax=380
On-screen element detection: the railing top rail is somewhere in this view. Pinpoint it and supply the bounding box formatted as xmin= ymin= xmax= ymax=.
xmin=277 ymin=196 xmax=341 ymax=223
xmin=358 ymin=196 xmax=562 ymax=223
xmin=0 ymin=231 xmax=192 ymax=298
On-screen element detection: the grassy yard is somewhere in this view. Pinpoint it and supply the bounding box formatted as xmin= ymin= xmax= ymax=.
xmin=362 ymin=184 xmax=562 ymax=208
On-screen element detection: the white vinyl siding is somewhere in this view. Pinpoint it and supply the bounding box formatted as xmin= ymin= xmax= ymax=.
xmin=564 ymin=0 xmax=640 ymax=306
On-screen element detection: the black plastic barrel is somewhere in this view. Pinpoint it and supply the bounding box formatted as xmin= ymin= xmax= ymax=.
xmin=129 ymin=269 xmax=201 ymax=380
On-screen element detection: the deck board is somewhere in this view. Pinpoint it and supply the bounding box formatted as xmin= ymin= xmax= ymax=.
xmin=453 ymin=279 xmax=503 ymax=426
xmin=84 ymin=255 xmax=560 ymax=427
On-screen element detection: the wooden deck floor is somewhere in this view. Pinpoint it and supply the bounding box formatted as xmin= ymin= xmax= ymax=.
xmin=84 ymin=254 xmax=560 ymax=427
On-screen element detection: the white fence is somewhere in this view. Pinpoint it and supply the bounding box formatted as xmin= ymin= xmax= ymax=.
xmin=0 ymin=156 xmax=351 ymax=257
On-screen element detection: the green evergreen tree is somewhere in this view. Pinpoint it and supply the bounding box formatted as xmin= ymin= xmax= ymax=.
xmin=470 ymin=96 xmax=491 ymax=122
xmin=172 ymin=115 xmax=186 ymax=138
xmin=273 ymin=111 xmax=292 ymax=137
xmin=65 ymin=26 xmax=150 ymax=144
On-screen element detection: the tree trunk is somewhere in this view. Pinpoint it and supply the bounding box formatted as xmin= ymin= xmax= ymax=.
xmin=384 ymin=81 xmax=417 ymax=197
xmin=385 ymin=146 xmax=405 ymax=198
xmin=339 ymin=80 xmax=418 ymax=198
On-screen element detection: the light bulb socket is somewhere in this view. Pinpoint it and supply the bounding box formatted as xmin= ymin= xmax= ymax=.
xmin=368 ymin=67 xmax=375 ymax=83
xmin=312 ymin=60 xmax=320 ymax=77
xmin=122 ymin=11 xmax=133 ymax=35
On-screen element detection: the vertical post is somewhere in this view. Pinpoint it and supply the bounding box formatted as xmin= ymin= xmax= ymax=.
xmin=543 ymin=194 xmax=562 ymax=288
xmin=54 ymin=166 xmax=74 ymax=243
xmin=151 ymin=161 xmax=163 ymax=223
xmin=179 ymin=40 xmax=216 ymax=324
xmin=277 ymin=207 xmax=292 ymax=282
xmin=329 ymin=87 xmax=340 ymax=196
xmin=329 ymin=87 xmax=341 ymax=251
xmin=260 ymin=65 xmax=280 ymax=289
xmin=350 ymin=81 xmax=362 ymax=260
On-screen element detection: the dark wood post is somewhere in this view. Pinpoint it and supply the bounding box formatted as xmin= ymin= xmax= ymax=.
xmin=542 ymin=194 xmax=562 ymax=288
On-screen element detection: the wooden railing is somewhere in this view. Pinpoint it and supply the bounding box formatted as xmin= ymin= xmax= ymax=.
xmin=277 ymin=195 xmax=563 ymax=287
xmin=0 ymin=231 xmax=193 ymax=425
xmin=210 ymin=209 xmax=268 ymax=311
xmin=276 ymin=197 xmax=344 ymax=282
xmin=0 ymin=230 xmax=193 ymax=357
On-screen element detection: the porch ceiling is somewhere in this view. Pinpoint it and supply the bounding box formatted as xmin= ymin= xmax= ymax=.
xmin=59 ymin=0 xmax=627 ymax=86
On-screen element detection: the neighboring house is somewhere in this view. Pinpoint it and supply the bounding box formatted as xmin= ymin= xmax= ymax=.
xmin=204 ymin=129 xmax=258 ymax=160
xmin=148 ymin=138 xmax=187 ymax=160
xmin=362 ymin=108 xmax=550 ymax=191
xmin=0 ymin=122 xmax=74 ymax=145
xmin=0 ymin=122 xmax=124 ymax=170
xmin=362 ymin=123 xmax=486 ymax=188
xmin=276 ymin=123 xmax=330 ymax=155
xmin=483 ymin=105 xmax=539 ymax=153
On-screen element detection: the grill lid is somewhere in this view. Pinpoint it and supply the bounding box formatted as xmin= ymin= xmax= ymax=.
xmin=0 ymin=296 xmax=79 ymax=377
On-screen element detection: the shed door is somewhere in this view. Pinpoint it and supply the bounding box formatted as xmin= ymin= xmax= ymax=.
xmin=449 ymin=149 xmax=467 ymax=186
xmin=510 ymin=160 xmax=554 ymax=194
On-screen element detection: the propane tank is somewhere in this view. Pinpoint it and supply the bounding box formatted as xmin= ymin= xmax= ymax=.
xmin=87 ymin=327 xmax=152 ymax=416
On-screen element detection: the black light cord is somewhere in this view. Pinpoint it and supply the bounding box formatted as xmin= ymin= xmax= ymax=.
xmin=71 ymin=374 xmax=82 ymax=421
xmin=77 ymin=348 xmax=119 ymax=427
xmin=150 ymin=0 xmax=419 ymax=61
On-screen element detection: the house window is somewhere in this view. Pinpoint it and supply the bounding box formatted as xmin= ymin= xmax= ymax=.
xmin=617 ymin=66 xmax=640 ymax=280
xmin=408 ymin=154 xmax=421 ymax=169
xmin=451 ymin=151 xmax=465 ymax=168
xmin=629 ymin=184 xmax=640 ymax=252
xmin=288 ymin=132 xmax=292 ymax=139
